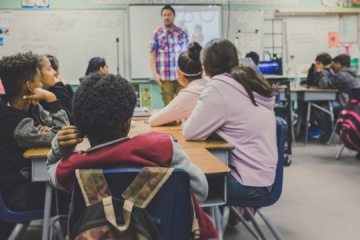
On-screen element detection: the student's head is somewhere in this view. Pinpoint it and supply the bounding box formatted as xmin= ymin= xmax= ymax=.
xmin=202 ymin=39 xmax=273 ymax=106
xmin=177 ymin=41 xmax=203 ymax=87
xmin=332 ymin=54 xmax=350 ymax=73
xmin=245 ymin=51 xmax=260 ymax=66
xmin=315 ymin=52 xmax=332 ymax=70
xmin=45 ymin=54 xmax=60 ymax=77
xmin=38 ymin=55 xmax=57 ymax=90
xmin=161 ymin=5 xmax=175 ymax=28
xmin=73 ymin=73 xmax=136 ymax=144
xmin=85 ymin=57 xmax=108 ymax=76
xmin=0 ymin=52 xmax=42 ymax=99
xmin=201 ymin=38 xmax=239 ymax=78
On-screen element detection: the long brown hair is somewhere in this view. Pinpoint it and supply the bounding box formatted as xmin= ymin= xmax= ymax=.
xmin=201 ymin=39 xmax=274 ymax=106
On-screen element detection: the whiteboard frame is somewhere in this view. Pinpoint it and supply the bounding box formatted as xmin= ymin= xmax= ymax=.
xmin=127 ymin=4 xmax=223 ymax=81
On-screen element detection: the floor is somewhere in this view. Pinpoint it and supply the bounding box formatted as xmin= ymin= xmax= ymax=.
xmin=21 ymin=141 xmax=360 ymax=240
xmin=224 ymin=141 xmax=360 ymax=240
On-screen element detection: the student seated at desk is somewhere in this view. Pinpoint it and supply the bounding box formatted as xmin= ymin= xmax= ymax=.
xmin=304 ymin=52 xmax=332 ymax=87
xmin=315 ymin=54 xmax=359 ymax=143
xmin=0 ymin=52 xmax=69 ymax=238
xmin=79 ymin=57 xmax=109 ymax=83
xmin=47 ymin=73 xmax=216 ymax=239
xmin=38 ymin=54 xmax=74 ymax=124
xmin=149 ymin=42 xmax=207 ymax=126
xmin=183 ymin=39 xmax=277 ymax=200
xmin=318 ymin=54 xmax=359 ymax=106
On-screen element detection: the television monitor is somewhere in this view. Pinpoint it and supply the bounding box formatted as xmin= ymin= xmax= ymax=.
xmin=258 ymin=61 xmax=282 ymax=75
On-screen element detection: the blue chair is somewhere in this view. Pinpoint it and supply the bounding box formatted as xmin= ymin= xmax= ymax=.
xmin=225 ymin=117 xmax=287 ymax=240
xmin=69 ymin=168 xmax=193 ymax=240
xmin=0 ymin=190 xmax=44 ymax=240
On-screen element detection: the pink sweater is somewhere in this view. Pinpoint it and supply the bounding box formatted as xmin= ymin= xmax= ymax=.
xmin=149 ymin=78 xmax=208 ymax=126
xmin=183 ymin=74 xmax=277 ymax=187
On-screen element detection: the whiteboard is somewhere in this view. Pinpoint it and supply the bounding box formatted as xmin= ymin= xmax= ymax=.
xmin=0 ymin=10 xmax=124 ymax=84
xmin=284 ymin=16 xmax=340 ymax=77
xmin=129 ymin=5 xmax=222 ymax=80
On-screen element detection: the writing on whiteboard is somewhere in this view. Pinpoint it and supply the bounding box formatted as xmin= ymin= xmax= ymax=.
xmin=46 ymin=14 xmax=79 ymax=32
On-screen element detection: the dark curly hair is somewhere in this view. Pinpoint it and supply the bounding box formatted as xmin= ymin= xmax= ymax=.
xmin=0 ymin=52 xmax=39 ymax=98
xmin=73 ymin=73 xmax=137 ymax=142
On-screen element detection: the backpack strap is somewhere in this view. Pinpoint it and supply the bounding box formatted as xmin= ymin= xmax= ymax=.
xmin=75 ymin=169 xmax=111 ymax=206
xmin=122 ymin=167 xmax=174 ymax=208
xmin=102 ymin=196 xmax=134 ymax=232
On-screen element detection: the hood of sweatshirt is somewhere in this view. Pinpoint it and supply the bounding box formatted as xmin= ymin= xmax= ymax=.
xmin=211 ymin=74 xmax=275 ymax=110
xmin=340 ymin=68 xmax=357 ymax=78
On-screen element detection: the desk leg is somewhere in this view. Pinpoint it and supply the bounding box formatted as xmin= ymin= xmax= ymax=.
xmin=42 ymin=183 xmax=53 ymax=240
xmin=305 ymin=102 xmax=311 ymax=146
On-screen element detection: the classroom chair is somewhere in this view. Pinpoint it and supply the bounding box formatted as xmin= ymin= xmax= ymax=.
xmin=223 ymin=117 xmax=287 ymax=240
xmin=0 ymin=189 xmax=66 ymax=240
xmin=0 ymin=190 xmax=43 ymax=240
xmin=69 ymin=168 xmax=193 ymax=240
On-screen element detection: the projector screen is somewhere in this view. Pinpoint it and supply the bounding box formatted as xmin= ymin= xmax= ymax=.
xmin=129 ymin=5 xmax=222 ymax=80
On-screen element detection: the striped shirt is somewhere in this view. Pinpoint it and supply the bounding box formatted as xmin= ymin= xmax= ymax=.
xmin=150 ymin=26 xmax=189 ymax=81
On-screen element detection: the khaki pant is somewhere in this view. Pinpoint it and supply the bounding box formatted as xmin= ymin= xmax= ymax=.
xmin=160 ymin=80 xmax=184 ymax=106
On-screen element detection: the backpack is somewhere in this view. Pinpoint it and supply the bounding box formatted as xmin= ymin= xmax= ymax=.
xmin=68 ymin=167 xmax=201 ymax=240
xmin=336 ymin=99 xmax=360 ymax=151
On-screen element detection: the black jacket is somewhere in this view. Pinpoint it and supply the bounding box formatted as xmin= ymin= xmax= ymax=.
xmin=0 ymin=96 xmax=69 ymax=190
xmin=40 ymin=82 xmax=74 ymax=124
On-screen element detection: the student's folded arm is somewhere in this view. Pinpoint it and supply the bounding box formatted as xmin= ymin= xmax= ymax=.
xmin=318 ymin=70 xmax=333 ymax=89
xmin=170 ymin=141 xmax=208 ymax=203
xmin=38 ymin=101 xmax=70 ymax=132
xmin=46 ymin=135 xmax=73 ymax=191
xmin=183 ymin=85 xmax=225 ymax=140
xmin=14 ymin=118 xmax=57 ymax=148
xmin=149 ymin=93 xmax=186 ymax=126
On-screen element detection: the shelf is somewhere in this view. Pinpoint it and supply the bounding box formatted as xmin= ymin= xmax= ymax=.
xmin=276 ymin=9 xmax=360 ymax=16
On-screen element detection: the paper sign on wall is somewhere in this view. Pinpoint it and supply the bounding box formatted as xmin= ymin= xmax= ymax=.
xmin=328 ymin=31 xmax=339 ymax=47
xmin=22 ymin=0 xmax=50 ymax=8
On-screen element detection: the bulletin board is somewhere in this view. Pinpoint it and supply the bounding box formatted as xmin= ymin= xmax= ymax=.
xmin=0 ymin=9 xmax=125 ymax=85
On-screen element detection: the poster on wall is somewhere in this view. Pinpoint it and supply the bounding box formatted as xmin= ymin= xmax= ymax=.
xmin=21 ymin=0 xmax=50 ymax=8
xmin=139 ymin=84 xmax=151 ymax=108
xmin=343 ymin=0 xmax=360 ymax=7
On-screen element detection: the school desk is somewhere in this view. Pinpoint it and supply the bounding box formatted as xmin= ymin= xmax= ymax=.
xmin=24 ymin=141 xmax=231 ymax=240
xmin=280 ymin=85 xmax=338 ymax=146
xmin=129 ymin=120 xmax=234 ymax=166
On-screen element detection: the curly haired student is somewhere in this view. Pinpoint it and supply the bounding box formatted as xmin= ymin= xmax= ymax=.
xmin=0 ymin=52 xmax=69 ymax=238
xmin=47 ymin=73 xmax=208 ymax=202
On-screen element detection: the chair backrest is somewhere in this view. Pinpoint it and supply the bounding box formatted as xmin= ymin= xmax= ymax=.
xmin=226 ymin=116 xmax=287 ymax=207
xmin=69 ymin=168 xmax=193 ymax=240
xmin=0 ymin=190 xmax=44 ymax=223
xmin=349 ymin=87 xmax=360 ymax=101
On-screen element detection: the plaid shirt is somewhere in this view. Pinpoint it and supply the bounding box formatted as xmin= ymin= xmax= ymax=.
xmin=150 ymin=26 xmax=189 ymax=81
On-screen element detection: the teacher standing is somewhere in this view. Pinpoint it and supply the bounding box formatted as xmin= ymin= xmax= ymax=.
xmin=150 ymin=5 xmax=189 ymax=106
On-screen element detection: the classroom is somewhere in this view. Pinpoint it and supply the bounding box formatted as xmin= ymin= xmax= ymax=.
xmin=1 ymin=0 xmax=360 ymax=239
